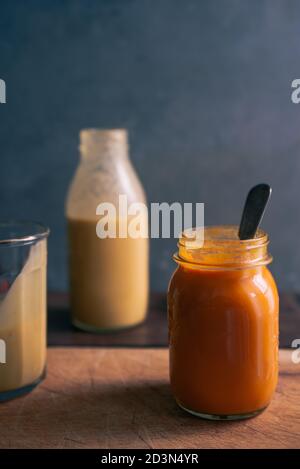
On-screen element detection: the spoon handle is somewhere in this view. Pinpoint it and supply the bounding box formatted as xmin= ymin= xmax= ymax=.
xmin=238 ymin=184 xmax=272 ymax=240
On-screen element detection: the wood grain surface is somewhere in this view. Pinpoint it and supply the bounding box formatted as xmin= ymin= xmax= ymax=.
xmin=48 ymin=291 xmax=300 ymax=348
xmin=0 ymin=348 xmax=299 ymax=449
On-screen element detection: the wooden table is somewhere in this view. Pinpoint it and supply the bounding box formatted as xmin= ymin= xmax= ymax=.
xmin=0 ymin=348 xmax=299 ymax=449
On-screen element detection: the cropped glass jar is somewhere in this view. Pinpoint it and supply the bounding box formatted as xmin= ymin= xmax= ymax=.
xmin=0 ymin=221 xmax=49 ymax=401
xmin=168 ymin=225 xmax=279 ymax=420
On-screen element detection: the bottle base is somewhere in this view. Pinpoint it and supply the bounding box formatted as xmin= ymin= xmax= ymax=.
xmin=177 ymin=401 xmax=267 ymax=420
xmin=72 ymin=317 xmax=146 ymax=333
xmin=0 ymin=369 xmax=46 ymax=402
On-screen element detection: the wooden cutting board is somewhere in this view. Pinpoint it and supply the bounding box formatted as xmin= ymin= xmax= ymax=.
xmin=0 ymin=348 xmax=299 ymax=449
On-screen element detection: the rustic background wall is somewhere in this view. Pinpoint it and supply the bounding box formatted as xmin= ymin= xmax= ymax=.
xmin=1 ymin=0 xmax=300 ymax=292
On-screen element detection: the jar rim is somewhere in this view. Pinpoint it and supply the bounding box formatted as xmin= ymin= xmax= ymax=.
xmin=179 ymin=225 xmax=268 ymax=247
xmin=0 ymin=220 xmax=50 ymax=246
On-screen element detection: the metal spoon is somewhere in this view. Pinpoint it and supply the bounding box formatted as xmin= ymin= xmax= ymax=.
xmin=238 ymin=184 xmax=272 ymax=240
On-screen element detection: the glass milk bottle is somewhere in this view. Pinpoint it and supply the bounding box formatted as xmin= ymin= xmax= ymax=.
xmin=66 ymin=129 xmax=149 ymax=331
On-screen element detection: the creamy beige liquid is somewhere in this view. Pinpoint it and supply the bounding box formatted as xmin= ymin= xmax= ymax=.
xmin=0 ymin=240 xmax=47 ymax=392
xmin=68 ymin=218 xmax=149 ymax=330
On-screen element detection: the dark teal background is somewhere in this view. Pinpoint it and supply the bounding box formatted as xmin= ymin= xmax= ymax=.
xmin=1 ymin=0 xmax=300 ymax=291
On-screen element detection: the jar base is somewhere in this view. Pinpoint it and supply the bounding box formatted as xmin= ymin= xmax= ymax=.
xmin=178 ymin=402 xmax=268 ymax=421
xmin=72 ymin=317 xmax=146 ymax=333
xmin=0 ymin=369 xmax=46 ymax=403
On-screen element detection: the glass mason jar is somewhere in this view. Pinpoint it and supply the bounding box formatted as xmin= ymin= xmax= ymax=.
xmin=66 ymin=129 xmax=149 ymax=332
xmin=0 ymin=221 xmax=49 ymax=401
xmin=168 ymin=225 xmax=279 ymax=420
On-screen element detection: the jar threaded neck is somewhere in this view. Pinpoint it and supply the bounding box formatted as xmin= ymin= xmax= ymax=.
xmin=175 ymin=225 xmax=272 ymax=270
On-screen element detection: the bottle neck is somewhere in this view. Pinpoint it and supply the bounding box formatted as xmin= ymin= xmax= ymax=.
xmin=79 ymin=129 xmax=129 ymax=165
xmin=175 ymin=225 xmax=272 ymax=271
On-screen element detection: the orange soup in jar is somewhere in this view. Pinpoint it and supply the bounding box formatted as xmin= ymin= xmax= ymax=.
xmin=168 ymin=225 xmax=279 ymax=420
